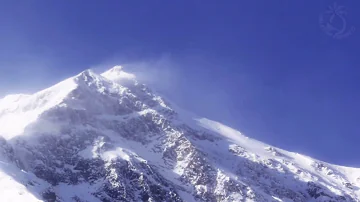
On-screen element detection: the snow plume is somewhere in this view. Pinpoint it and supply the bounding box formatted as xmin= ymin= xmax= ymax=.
xmin=89 ymin=53 xmax=244 ymax=130
xmin=90 ymin=54 xmax=180 ymax=93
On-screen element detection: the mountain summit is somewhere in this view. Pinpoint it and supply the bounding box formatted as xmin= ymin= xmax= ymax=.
xmin=0 ymin=67 xmax=359 ymax=202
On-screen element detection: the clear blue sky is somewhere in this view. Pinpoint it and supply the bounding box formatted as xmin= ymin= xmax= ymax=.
xmin=0 ymin=1 xmax=359 ymax=166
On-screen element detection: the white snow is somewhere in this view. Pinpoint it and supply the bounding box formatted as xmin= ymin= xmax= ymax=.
xmin=196 ymin=118 xmax=271 ymax=157
xmin=0 ymin=157 xmax=49 ymax=202
xmin=101 ymin=148 xmax=130 ymax=161
xmin=101 ymin=65 xmax=136 ymax=84
xmin=195 ymin=117 xmax=360 ymax=200
xmin=1 ymin=66 xmax=360 ymax=201
xmin=0 ymin=77 xmax=78 ymax=139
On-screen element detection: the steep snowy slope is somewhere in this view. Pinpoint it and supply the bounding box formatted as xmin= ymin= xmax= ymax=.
xmin=0 ymin=136 xmax=49 ymax=202
xmin=0 ymin=66 xmax=359 ymax=202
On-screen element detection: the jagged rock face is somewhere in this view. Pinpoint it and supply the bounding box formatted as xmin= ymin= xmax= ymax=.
xmin=0 ymin=67 xmax=359 ymax=202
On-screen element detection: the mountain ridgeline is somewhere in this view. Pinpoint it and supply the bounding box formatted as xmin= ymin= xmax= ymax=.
xmin=0 ymin=66 xmax=359 ymax=202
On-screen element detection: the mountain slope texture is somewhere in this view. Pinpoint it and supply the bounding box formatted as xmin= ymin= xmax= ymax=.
xmin=0 ymin=66 xmax=359 ymax=202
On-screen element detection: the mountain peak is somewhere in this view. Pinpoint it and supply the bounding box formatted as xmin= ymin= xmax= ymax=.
xmin=78 ymin=68 xmax=95 ymax=75
xmin=101 ymin=65 xmax=136 ymax=84
xmin=74 ymin=69 xmax=99 ymax=81
xmin=1 ymin=68 xmax=360 ymax=202
xmin=109 ymin=65 xmax=124 ymax=72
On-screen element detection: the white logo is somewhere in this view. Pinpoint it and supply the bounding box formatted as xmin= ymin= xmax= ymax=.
xmin=319 ymin=2 xmax=355 ymax=39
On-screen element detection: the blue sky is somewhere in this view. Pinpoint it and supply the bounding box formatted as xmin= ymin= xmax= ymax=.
xmin=0 ymin=1 xmax=359 ymax=166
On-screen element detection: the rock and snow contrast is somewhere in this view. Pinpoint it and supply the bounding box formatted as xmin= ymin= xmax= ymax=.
xmin=0 ymin=66 xmax=359 ymax=202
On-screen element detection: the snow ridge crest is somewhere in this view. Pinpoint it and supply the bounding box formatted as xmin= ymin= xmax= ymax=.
xmin=0 ymin=66 xmax=359 ymax=202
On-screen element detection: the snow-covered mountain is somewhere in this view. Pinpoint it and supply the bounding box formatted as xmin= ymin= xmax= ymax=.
xmin=0 ymin=66 xmax=359 ymax=202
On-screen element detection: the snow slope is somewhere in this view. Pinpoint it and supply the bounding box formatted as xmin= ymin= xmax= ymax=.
xmin=0 ymin=138 xmax=49 ymax=202
xmin=0 ymin=66 xmax=359 ymax=202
